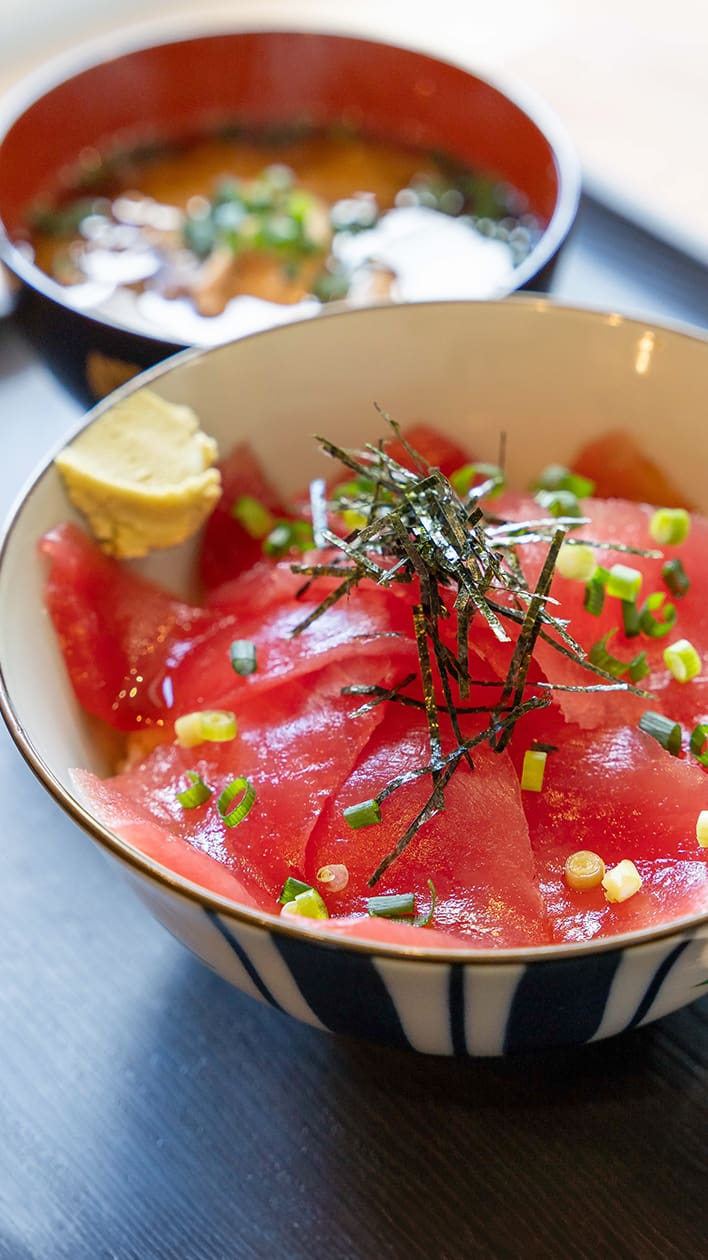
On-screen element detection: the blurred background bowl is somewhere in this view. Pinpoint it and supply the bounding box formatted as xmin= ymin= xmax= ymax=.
xmin=0 ymin=27 xmax=580 ymax=403
xmin=1 ymin=298 xmax=706 ymax=1056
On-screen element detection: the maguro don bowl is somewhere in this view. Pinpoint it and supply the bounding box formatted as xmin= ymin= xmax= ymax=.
xmin=0 ymin=26 xmax=579 ymax=403
xmin=1 ymin=299 xmax=707 ymax=1056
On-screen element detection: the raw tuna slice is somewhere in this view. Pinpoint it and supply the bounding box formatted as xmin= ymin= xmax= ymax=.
xmin=169 ymin=568 xmax=416 ymax=716
xmin=495 ymin=494 xmax=708 ymax=731
xmin=304 ymin=703 xmax=550 ymax=947
xmin=521 ymin=724 xmax=708 ymax=942
xmin=75 ymin=660 xmax=390 ymax=903
xmin=41 ymin=526 xmax=415 ymax=730
xmin=382 ymin=424 xmax=472 ymax=477
xmin=41 ymin=523 xmax=216 ymax=730
xmin=572 ymin=431 xmax=693 ymax=509
xmin=199 ymin=442 xmax=287 ymax=591
xmin=71 ymin=769 xmax=264 ymax=907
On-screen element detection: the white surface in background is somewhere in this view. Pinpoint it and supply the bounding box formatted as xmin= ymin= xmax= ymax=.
xmin=0 ymin=0 xmax=705 ymax=260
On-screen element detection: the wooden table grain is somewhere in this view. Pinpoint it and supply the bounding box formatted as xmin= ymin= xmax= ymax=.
xmin=1 ymin=198 xmax=706 ymax=1260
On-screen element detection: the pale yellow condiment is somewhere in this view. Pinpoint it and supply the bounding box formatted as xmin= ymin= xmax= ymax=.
xmin=55 ymin=388 xmax=221 ymax=558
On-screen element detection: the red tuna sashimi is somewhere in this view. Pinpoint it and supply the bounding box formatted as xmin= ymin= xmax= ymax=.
xmin=41 ymin=527 xmax=415 ymax=730
xmin=382 ymin=423 xmax=472 ymax=477
xmin=521 ymin=724 xmax=708 ymax=942
xmin=169 ymin=567 xmax=416 ymax=716
xmin=41 ymin=523 xmax=215 ymax=730
xmin=71 ymin=769 xmax=264 ymax=906
xmin=494 ymin=494 xmax=708 ymax=731
xmin=199 ymin=442 xmax=287 ymax=591
xmin=304 ymin=703 xmax=550 ymax=947
xmin=74 ymin=661 xmax=389 ymax=902
xmin=572 ymin=430 xmax=694 ymax=509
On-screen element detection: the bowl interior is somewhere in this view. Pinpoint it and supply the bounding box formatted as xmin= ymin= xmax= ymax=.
xmin=1 ymin=298 xmax=706 ymax=948
xmin=0 ymin=31 xmax=561 ymax=230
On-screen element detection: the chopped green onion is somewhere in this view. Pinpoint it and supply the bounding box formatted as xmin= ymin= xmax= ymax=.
xmin=663 ymin=638 xmax=701 ymax=683
xmin=638 ymin=710 xmax=682 ymax=755
xmin=534 ymin=489 xmax=583 ymax=519
xmin=316 ymin=864 xmax=349 ymax=892
xmin=333 ymin=476 xmax=375 ymax=502
xmin=281 ymin=887 xmax=329 ymax=920
xmin=605 ymin=563 xmax=643 ymax=602
xmin=341 ymin=508 xmax=369 ymax=531
xmin=588 ymin=629 xmax=630 ymax=678
xmin=450 ymin=462 xmax=505 ymax=499
xmin=649 ymin=507 xmax=690 ymax=546
xmin=556 ymin=542 xmax=597 ymax=582
xmin=662 ymin=557 xmax=690 ymax=597
xmin=174 ymin=709 xmax=238 ymax=747
xmin=229 ymin=640 xmax=257 ymax=676
xmin=263 ymin=519 xmax=313 ymax=557
xmin=639 ymin=591 xmax=677 ymax=638
xmin=621 ymin=599 xmax=641 ymax=638
xmin=413 ymin=878 xmax=437 ymax=927
xmin=533 ymin=464 xmax=595 ymax=499
xmin=629 ymin=651 xmax=650 ymax=683
xmin=697 ymin=811 xmax=708 ymax=848
xmin=176 ymin=771 xmax=212 ymax=809
xmin=344 ymin=798 xmax=382 ymax=829
xmin=602 ymin=858 xmax=642 ymax=903
xmin=690 ymin=723 xmax=708 ymax=767
xmin=583 ymin=575 xmax=606 ymax=616
xmin=232 ymin=495 xmax=274 ymax=540
xmin=263 ymin=522 xmax=296 ymax=556
xmin=521 ymin=749 xmax=547 ymax=792
xmin=367 ymin=892 xmax=416 ymax=919
xmin=279 ymin=876 xmax=313 ymax=904
xmin=217 ymin=777 xmax=256 ymax=827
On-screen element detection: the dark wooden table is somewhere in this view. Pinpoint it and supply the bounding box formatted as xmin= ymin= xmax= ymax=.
xmin=1 ymin=198 xmax=707 ymax=1260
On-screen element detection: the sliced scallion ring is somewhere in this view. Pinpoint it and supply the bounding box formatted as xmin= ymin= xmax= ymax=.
xmin=583 ymin=574 xmax=606 ymax=616
xmin=532 ymin=464 xmax=595 ymax=499
xmin=229 ymin=640 xmax=257 ymax=676
xmin=232 ymin=494 xmax=274 ymax=540
xmin=281 ymin=888 xmax=329 ymax=920
xmin=316 ymin=864 xmax=349 ymax=892
xmin=262 ymin=519 xmax=314 ymax=557
xmin=520 ymin=748 xmax=547 ymax=792
xmin=556 ymin=542 xmax=597 ymax=582
xmin=344 ymin=798 xmax=382 ymax=829
xmin=217 ymin=777 xmax=256 ymax=827
xmin=174 ymin=709 xmax=238 ymax=747
xmin=450 ymin=462 xmax=505 ymax=499
xmin=690 ymin=723 xmax=708 ymax=767
xmin=534 ymin=489 xmax=583 ymax=520
xmin=367 ymin=892 xmax=416 ymax=919
xmin=176 ymin=771 xmax=212 ymax=809
xmin=621 ymin=599 xmax=641 ymax=638
xmin=663 ymin=638 xmax=701 ymax=683
xmin=279 ymin=876 xmax=313 ymax=904
xmin=413 ymin=879 xmax=437 ymax=927
xmin=662 ymin=557 xmax=690 ymax=597
xmin=638 ymin=710 xmax=682 ymax=755
xmin=649 ymin=507 xmax=690 ymax=546
xmin=629 ymin=651 xmax=650 ymax=683
xmin=589 ymin=629 xmax=630 ymax=678
xmin=605 ymin=563 xmax=643 ymax=602
xmin=639 ymin=591 xmax=677 ymax=639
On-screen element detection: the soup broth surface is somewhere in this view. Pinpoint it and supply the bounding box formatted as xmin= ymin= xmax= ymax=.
xmin=26 ymin=127 xmax=539 ymax=345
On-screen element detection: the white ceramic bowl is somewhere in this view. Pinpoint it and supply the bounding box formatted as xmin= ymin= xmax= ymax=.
xmin=2 ymin=298 xmax=707 ymax=1056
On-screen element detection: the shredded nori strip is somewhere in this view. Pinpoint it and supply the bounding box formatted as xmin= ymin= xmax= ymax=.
xmin=285 ymin=413 xmax=655 ymax=883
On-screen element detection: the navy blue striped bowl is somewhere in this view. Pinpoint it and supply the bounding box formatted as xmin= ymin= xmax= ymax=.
xmin=2 ymin=299 xmax=707 ymax=1055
